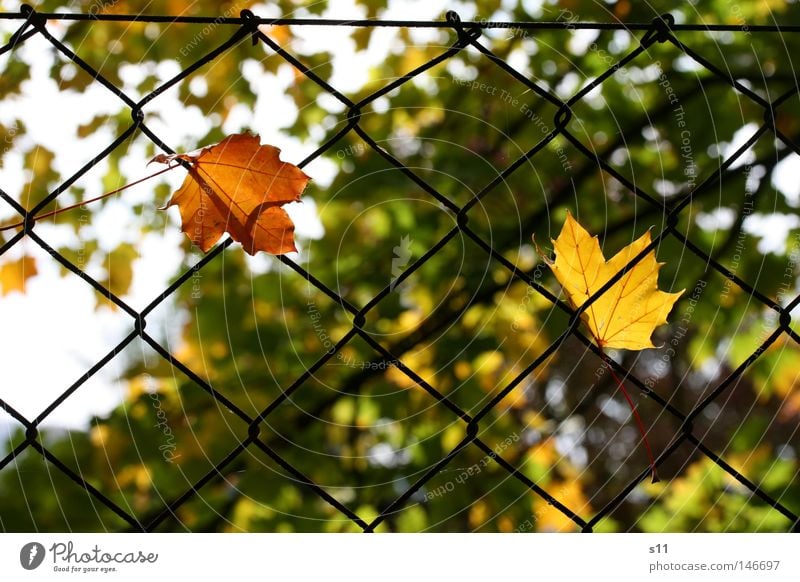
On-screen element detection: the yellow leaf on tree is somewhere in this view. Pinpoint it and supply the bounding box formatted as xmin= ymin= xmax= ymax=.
xmin=0 ymin=256 xmax=37 ymax=296
xmin=153 ymin=133 xmax=310 ymax=255
xmin=542 ymin=211 xmax=683 ymax=350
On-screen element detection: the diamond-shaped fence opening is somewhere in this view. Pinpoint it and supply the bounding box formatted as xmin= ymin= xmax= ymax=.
xmin=0 ymin=6 xmax=798 ymax=533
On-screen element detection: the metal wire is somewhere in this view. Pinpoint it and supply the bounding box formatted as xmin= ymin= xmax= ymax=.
xmin=0 ymin=5 xmax=798 ymax=533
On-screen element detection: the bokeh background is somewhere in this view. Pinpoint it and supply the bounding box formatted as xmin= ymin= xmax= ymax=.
xmin=0 ymin=0 xmax=799 ymax=532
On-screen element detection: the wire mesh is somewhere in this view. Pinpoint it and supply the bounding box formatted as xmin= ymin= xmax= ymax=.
xmin=0 ymin=5 xmax=798 ymax=532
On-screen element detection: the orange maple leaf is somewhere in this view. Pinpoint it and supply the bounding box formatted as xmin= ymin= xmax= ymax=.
xmin=153 ymin=133 xmax=310 ymax=255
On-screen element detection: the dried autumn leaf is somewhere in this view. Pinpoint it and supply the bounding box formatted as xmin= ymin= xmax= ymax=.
xmin=543 ymin=211 xmax=684 ymax=350
xmin=153 ymin=133 xmax=310 ymax=255
xmin=0 ymin=256 xmax=37 ymax=296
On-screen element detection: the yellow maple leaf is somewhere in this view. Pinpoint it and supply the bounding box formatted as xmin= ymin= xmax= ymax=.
xmin=537 ymin=212 xmax=684 ymax=482
xmin=542 ymin=211 xmax=684 ymax=350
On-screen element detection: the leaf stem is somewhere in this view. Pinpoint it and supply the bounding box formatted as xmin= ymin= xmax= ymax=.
xmin=0 ymin=163 xmax=178 ymax=232
xmin=597 ymin=344 xmax=660 ymax=483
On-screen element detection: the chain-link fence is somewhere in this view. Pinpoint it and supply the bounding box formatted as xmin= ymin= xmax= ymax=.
xmin=0 ymin=5 xmax=798 ymax=532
